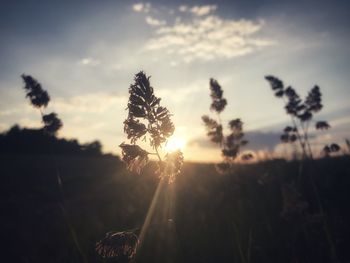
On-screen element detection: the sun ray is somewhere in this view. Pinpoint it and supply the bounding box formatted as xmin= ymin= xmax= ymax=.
xmin=133 ymin=178 xmax=165 ymax=258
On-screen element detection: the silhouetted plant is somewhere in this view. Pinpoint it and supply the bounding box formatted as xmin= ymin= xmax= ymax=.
xmin=202 ymin=78 xmax=251 ymax=173
xmin=323 ymin=143 xmax=341 ymax=157
xmin=209 ymin=78 xmax=227 ymax=113
xmin=315 ymin=121 xmax=331 ymax=130
xmin=265 ymin=75 xmax=340 ymax=159
xmin=20 ymin=75 xmax=91 ymax=260
xmin=266 ymin=75 xmax=340 ymax=262
xmin=119 ymin=71 xmax=183 ymax=180
xmin=22 ymin=74 xmax=50 ymax=108
xmin=346 ymin=139 xmax=350 ymax=154
xmin=21 ymin=74 xmax=62 ymax=135
xmin=96 ymin=71 xmax=183 ymax=261
xmin=96 ymin=231 xmax=139 ymax=260
xmin=241 ymin=152 xmax=254 ymax=161
xmin=42 ymin=113 xmax=63 ymax=135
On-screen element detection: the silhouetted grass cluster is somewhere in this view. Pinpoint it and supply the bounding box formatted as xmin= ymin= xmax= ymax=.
xmin=202 ymin=78 xmax=251 ymax=174
xmin=265 ymin=75 xmax=340 ymax=158
xmin=120 ymin=71 xmax=183 ymax=180
xmin=1 ymin=71 xmax=349 ymax=263
xmin=22 ymin=74 xmax=63 ymax=135
xmin=96 ymin=72 xmax=184 ymax=261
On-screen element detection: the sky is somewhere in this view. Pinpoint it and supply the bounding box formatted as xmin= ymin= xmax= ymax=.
xmin=0 ymin=0 xmax=349 ymax=162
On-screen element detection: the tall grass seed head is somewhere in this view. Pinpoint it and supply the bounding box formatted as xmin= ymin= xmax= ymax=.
xmin=120 ymin=71 xmax=182 ymax=181
xmin=209 ymin=78 xmax=227 ymax=113
xmin=21 ymin=74 xmax=50 ymax=108
xmin=42 ymin=112 xmax=63 ymax=135
xmin=96 ymin=231 xmax=139 ymax=260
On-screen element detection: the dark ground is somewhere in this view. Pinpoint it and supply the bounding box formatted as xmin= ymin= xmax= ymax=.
xmin=1 ymin=153 xmax=350 ymax=263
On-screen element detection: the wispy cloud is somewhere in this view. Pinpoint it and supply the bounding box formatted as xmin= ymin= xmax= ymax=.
xmin=179 ymin=5 xmax=217 ymax=16
xmin=138 ymin=4 xmax=275 ymax=63
xmin=188 ymin=130 xmax=282 ymax=151
xmin=132 ymin=2 xmax=151 ymax=13
xmin=145 ymin=16 xmax=166 ymax=27
xmin=157 ymin=85 xmax=202 ymax=103
xmin=79 ymin=57 xmax=100 ymax=66
xmin=51 ymin=93 xmax=127 ymax=113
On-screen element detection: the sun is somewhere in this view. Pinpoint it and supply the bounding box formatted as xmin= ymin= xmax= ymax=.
xmin=165 ymin=136 xmax=186 ymax=152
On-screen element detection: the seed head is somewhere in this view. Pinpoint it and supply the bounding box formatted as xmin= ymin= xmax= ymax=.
xmin=241 ymin=152 xmax=253 ymax=161
xmin=120 ymin=71 xmax=180 ymax=177
xmin=42 ymin=112 xmax=63 ymax=135
xmin=119 ymin=143 xmax=149 ymax=174
xmin=265 ymin=75 xmax=284 ymax=97
xmin=21 ymin=74 xmax=50 ymax=108
xmin=157 ymin=150 xmax=184 ymax=183
xmin=209 ymin=78 xmax=227 ymax=113
xmin=202 ymin=115 xmax=223 ymax=144
xmin=315 ymin=121 xmax=330 ymax=130
xmin=305 ymin=85 xmax=322 ymax=113
xmin=123 ymin=118 xmax=147 ymax=143
xmin=96 ymin=231 xmax=139 ymax=260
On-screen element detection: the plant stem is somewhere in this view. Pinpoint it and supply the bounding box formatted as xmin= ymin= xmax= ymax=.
xmin=300 ymin=120 xmax=314 ymax=159
xmin=154 ymin=146 xmax=162 ymax=162
xmin=281 ymin=97 xmax=308 ymax=159
xmin=217 ymin=112 xmax=224 ymax=148
xmin=291 ymin=117 xmax=308 ymax=159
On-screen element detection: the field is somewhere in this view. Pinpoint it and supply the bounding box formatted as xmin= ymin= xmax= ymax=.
xmin=2 ymin=154 xmax=350 ymax=263
xmin=2 ymin=1 xmax=350 ymax=262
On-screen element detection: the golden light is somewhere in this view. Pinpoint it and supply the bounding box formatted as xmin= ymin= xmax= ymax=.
xmin=165 ymin=136 xmax=186 ymax=152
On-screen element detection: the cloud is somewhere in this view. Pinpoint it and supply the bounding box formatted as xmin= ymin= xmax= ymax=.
xmin=132 ymin=2 xmax=151 ymax=13
xmin=51 ymin=92 xmax=127 ymax=113
xmin=188 ymin=130 xmax=282 ymax=151
xmin=178 ymin=5 xmax=188 ymax=13
xmin=245 ymin=131 xmax=282 ymax=151
xmin=145 ymin=16 xmax=166 ymax=27
xmin=186 ymin=130 xmax=319 ymax=160
xmin=79 ymin=57 xmax=100 ymax=66
xmin=16 ymin=118 xmax=42 ymax=129
xmin=144 ymin=11 xmax=275 ymax=62
xmin=157 ymin=85 xmax=202 ymax=103
xmin=179 ymin=5 xmax=217 ymax=16
xmin=0 ymin=109 xmax=21 ymax=117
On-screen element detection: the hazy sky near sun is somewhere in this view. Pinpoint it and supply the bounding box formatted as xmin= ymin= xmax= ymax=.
xmin=0 ymin=0 xmax=349 ymax=162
